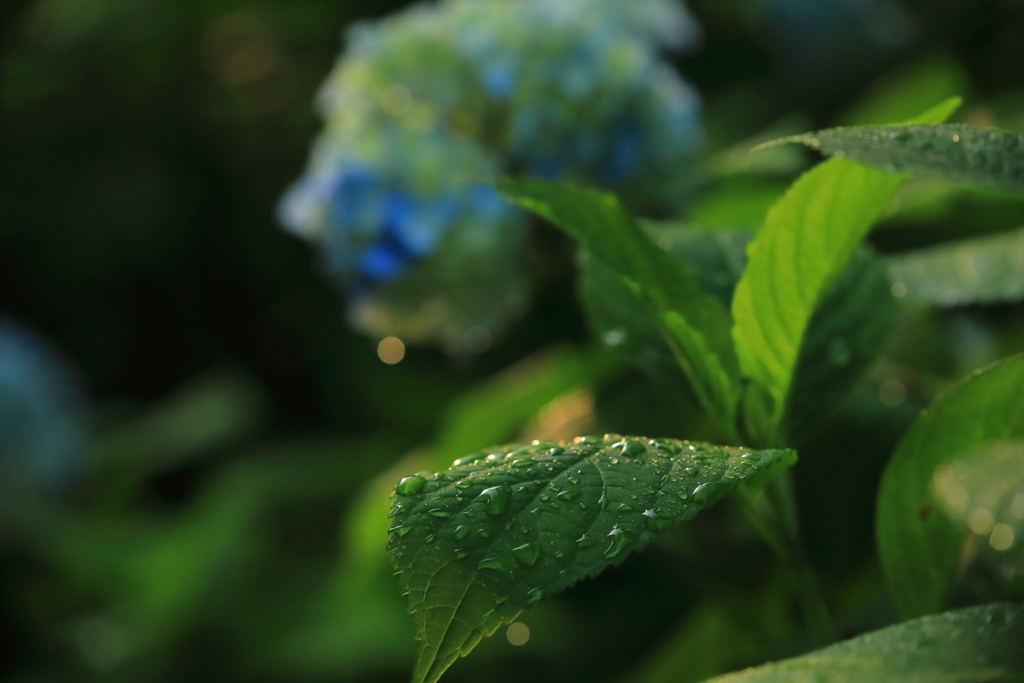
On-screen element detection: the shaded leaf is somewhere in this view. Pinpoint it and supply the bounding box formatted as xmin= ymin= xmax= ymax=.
xmin=785 ymin=248 xmax=897 ymax=444
xmin=584 ymin=227 xmax=897 ymax=445
xmin=762 ymin=123 xmax=1024 ymax=194
xmin=498 ymin=178 xmax=740 ymax=440
xmin=886 ymin=226 xmax=1024 ymax=306
xmin=702 ymin=603 xmax=1024 ymax=683
xmin=389 ymin=435 xmax=796 ymax=683
xmin=876 ymin=355 xmax=1024 ymax=619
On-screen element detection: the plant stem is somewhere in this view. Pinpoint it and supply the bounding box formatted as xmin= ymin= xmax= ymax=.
xmin=738 ymin=474 xmax=838 ymax=646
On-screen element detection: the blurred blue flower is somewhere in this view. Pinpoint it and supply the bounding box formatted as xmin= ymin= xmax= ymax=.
xmin=0 ymin=318 xmax=90 ymax=497
xmin=279 ymin=0 xmax=704 ymax=350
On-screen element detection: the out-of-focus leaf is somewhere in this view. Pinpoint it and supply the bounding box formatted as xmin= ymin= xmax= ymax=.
xmin=877 ymin=355 xmax=1024 ymax=619
xmin=390 ymin=436 xmax=796 ymax=683
xmin=702 ymin=603 xmax=1024 ymax=683
xmin=762 ymin=123 xmax=1024 ymax=195
xmin=685 ymin=178 xmax=792 ymax=229
xmin=840 ymin=53 xmax=971 ymax=127
xmin=630 ymin=576 xmax=797 ymax=683
xmin=887 ymin=227 xmax=1024 ymax=306
xmin=430 ymin=344 xmax=619 ymax=469
xmin=96 ymin=370 xmax=268 ymax=472
xmin=499 ymin=179 xmax=740 ymax=440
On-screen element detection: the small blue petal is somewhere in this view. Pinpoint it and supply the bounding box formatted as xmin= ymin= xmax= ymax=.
xmin=358 ymin=241 xmax=410 ymax=281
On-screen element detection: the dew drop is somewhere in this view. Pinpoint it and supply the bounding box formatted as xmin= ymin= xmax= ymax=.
xmin=556 ymin=490 xmax=581 ymax=502
xmin=693 ymin=481 xmax=731 ymax=506
xmin=478 ymin=557 xmax=505 ymax=572
xmin=512 ymin=542 xmax=541 ymax=567
xmin=604 ymin=528 xmax=639 ymax=559
xmin=525 ymin=587 xmax=546 ymax=605
xmin=454 ymin=549 xmax=469 ymax=560
xmin=567 ymin=477 xmax=580 ymax=486
xmin=618 ymin=503 xmax=633 ymax=512
xmin=548 ymin=447 xmax=564 ymax=456
xmin=456 ymin=480 xmax=473 ymax=489
xmin=614 ymin=440 xmax=647 ymax=458
xmin=478 ymin=486 xmax=512 ymax=516
xmin=643 ymin=509 xmax=673 ymax=532
xmin=390 ymin=525 xmax=413 ymax=537
xmin=396 ymin=475 xmax=427 ymax=496
xmin=577 ymin=533 xmax=596 ymax=549
xmin=478 ymin=529 xmax=491 ymax=539
xmin=513 ymin=458 xmax=537 ymax=468
xmin=453 ymin=525 xmax=470 ymax=540
xmin=427 ymin=509 xmax=451 ymax=518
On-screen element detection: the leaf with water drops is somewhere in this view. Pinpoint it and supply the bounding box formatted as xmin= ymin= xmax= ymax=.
xmin=389 ymin=435 xmax=796 ymax=683
xmin=877 ymin=355 xmax=1024 ymax=619
xmin=886 ymin=226 xmax=1024 ymax=307
xmin=701 ymin=602 xmax=1024 ymax=683
xmin=759 ymin=123 xmax=1024 ymax=195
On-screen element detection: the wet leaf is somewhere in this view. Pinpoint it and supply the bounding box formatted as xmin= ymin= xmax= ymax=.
xmin=762 ymin=122 xmax=1023 ymax=194
xmin=702 ymin=603 xmax=1024 ymax=683
xmin=389 ymin=435 xmax=796 ymax=683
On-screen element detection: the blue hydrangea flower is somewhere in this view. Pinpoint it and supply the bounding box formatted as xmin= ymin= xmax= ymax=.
xmin=0 ymin=318 xmax=91 ymax=497
xmin=279 ymin=0 xmax=704 ymax=351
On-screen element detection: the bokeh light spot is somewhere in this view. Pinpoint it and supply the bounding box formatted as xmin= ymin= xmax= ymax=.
xmin=378 ymin=336 xmax=406 ymax=364
xmin=878 ymin=379 xmax=906 ymax=407
xmin=990 ymin=523 xmax=1015 ymax=551
xmin=506 ymin=622 xmax=530 ymax=646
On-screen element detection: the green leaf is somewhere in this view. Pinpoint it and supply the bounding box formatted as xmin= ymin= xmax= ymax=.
xmin=732 ymin=102 xmax=956 ymax=441
xmin=389 ymin=435 xmax=796 ymax=683
xmin=341 ymin=346 xmax=618 ymax=593
xmin=498 ymin=178 xmax=741 ymax=441
xmin=886 ymin=226 xmax=1024 ymax=306
xmin=701 ymin=603 xmax=1024 ymax=683
xmin=839 ymin=53 xmax=971 ymax=127
xmin=876 ymin=355 xmax=1024 ymax=619
xmin=731 ymin=160 xmax=904 ymax=439
xmin=762 ymin=123 xmax=1024 ymax=194
xmin=785 ymin=247 xmax=898 ymax=443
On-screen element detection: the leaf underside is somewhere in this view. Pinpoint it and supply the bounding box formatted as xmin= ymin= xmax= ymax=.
xmin=703 ymin=602 xmax=1024 ymax=683
xmin=389 ymin=435 xmax=796 ymax=683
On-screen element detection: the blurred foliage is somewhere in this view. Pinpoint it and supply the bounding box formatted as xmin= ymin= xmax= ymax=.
xmin=1 ymin=1 xmax=1023 ymax=682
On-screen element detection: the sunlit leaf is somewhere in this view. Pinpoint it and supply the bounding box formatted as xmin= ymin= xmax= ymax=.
xmin=498 ymin=179 xmax=741 ymax=440
xmin=701 ymin=603 xmax=1024 ymax=683
xmin=761 ymin=122 xmax=1023 ymax=194
xmin=389 ymin=435 xmax=796 ymax=683
xmin=732 ymin=102 xmax=955 ymax=442
xmin=876 ymin=355 xmax=1024 ymax=619
xmin=887 ymin=226 xmax=1024 ymax=306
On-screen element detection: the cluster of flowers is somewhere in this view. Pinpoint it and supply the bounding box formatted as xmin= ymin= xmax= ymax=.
xmin=0 ymin=319 xmax=89 ymax=499
xmin=279 ymin=0 xmax=704 ymax=352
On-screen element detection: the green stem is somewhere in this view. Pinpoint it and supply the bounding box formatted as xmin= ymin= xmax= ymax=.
xmin=738 ymin=475 xmax=837 ymax=646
